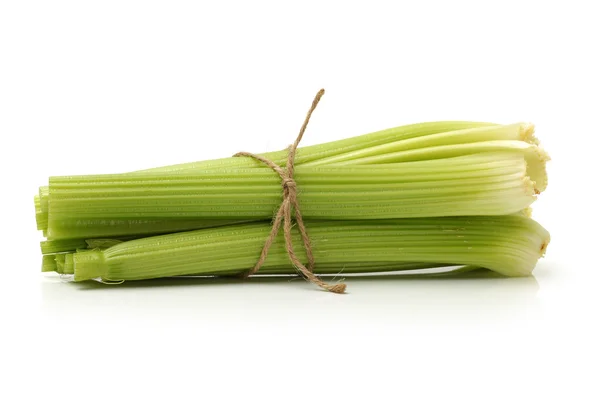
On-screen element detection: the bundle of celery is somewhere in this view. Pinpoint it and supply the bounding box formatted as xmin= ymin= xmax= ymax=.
xmin=37 ymin=119 xmax=550 ymax=291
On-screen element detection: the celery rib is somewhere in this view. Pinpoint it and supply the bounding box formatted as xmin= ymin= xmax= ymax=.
xmin=71 ymin=216 xmax=549 ymax=282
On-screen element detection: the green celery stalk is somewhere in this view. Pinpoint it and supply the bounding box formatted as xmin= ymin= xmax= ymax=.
xmin=36 ymin=121 xmax=548 ymax=244
xmin=43 ymin=152 xmax=540 ymax=240
xmin=37 ymin=121 xmax=499 ymax=238
xmin=139 ymin=121 xmax=498 ymax=173
xmin=71 ymin=215 xmax=550 ymax=283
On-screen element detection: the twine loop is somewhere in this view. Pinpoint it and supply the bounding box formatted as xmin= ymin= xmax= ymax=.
xmin=233 ymin=89 xmax=346 ymax=294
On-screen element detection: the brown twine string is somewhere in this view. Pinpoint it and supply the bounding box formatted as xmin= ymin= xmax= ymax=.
xmin=233 ymin=89 xmax=346 ymax=294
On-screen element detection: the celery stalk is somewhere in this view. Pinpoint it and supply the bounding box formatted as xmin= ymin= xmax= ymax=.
xmin=139 ymin=121 xmax=497 ymax=173
xmin=72 ymin=216 xmax=549 ymax=283
xmin=44 ymin=158 xmax=538 ymax=239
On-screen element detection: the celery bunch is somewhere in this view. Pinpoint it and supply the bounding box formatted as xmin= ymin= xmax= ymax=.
xmin=36 ymin=121 xmax=550 ymax=287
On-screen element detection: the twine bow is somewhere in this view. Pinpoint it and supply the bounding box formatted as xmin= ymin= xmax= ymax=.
xmin=233 ymin=89 xmax=346 ymax=294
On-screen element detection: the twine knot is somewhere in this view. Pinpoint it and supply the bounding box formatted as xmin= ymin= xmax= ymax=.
xmin=233 ymin=89 xmax=346 ymax=294
xmin=282 ymin=177 xmax=296 ymax=192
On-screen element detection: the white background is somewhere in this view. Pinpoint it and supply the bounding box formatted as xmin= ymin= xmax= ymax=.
xmin=1 ymin=1 xmax=598 ymax=398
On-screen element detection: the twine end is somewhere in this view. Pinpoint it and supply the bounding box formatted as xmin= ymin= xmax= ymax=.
xmin=327 ymin=283 xmax=347 ymax=294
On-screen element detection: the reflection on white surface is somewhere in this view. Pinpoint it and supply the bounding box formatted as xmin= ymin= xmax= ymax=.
xmin=40 ymin=269 xmax=541 ymax=328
